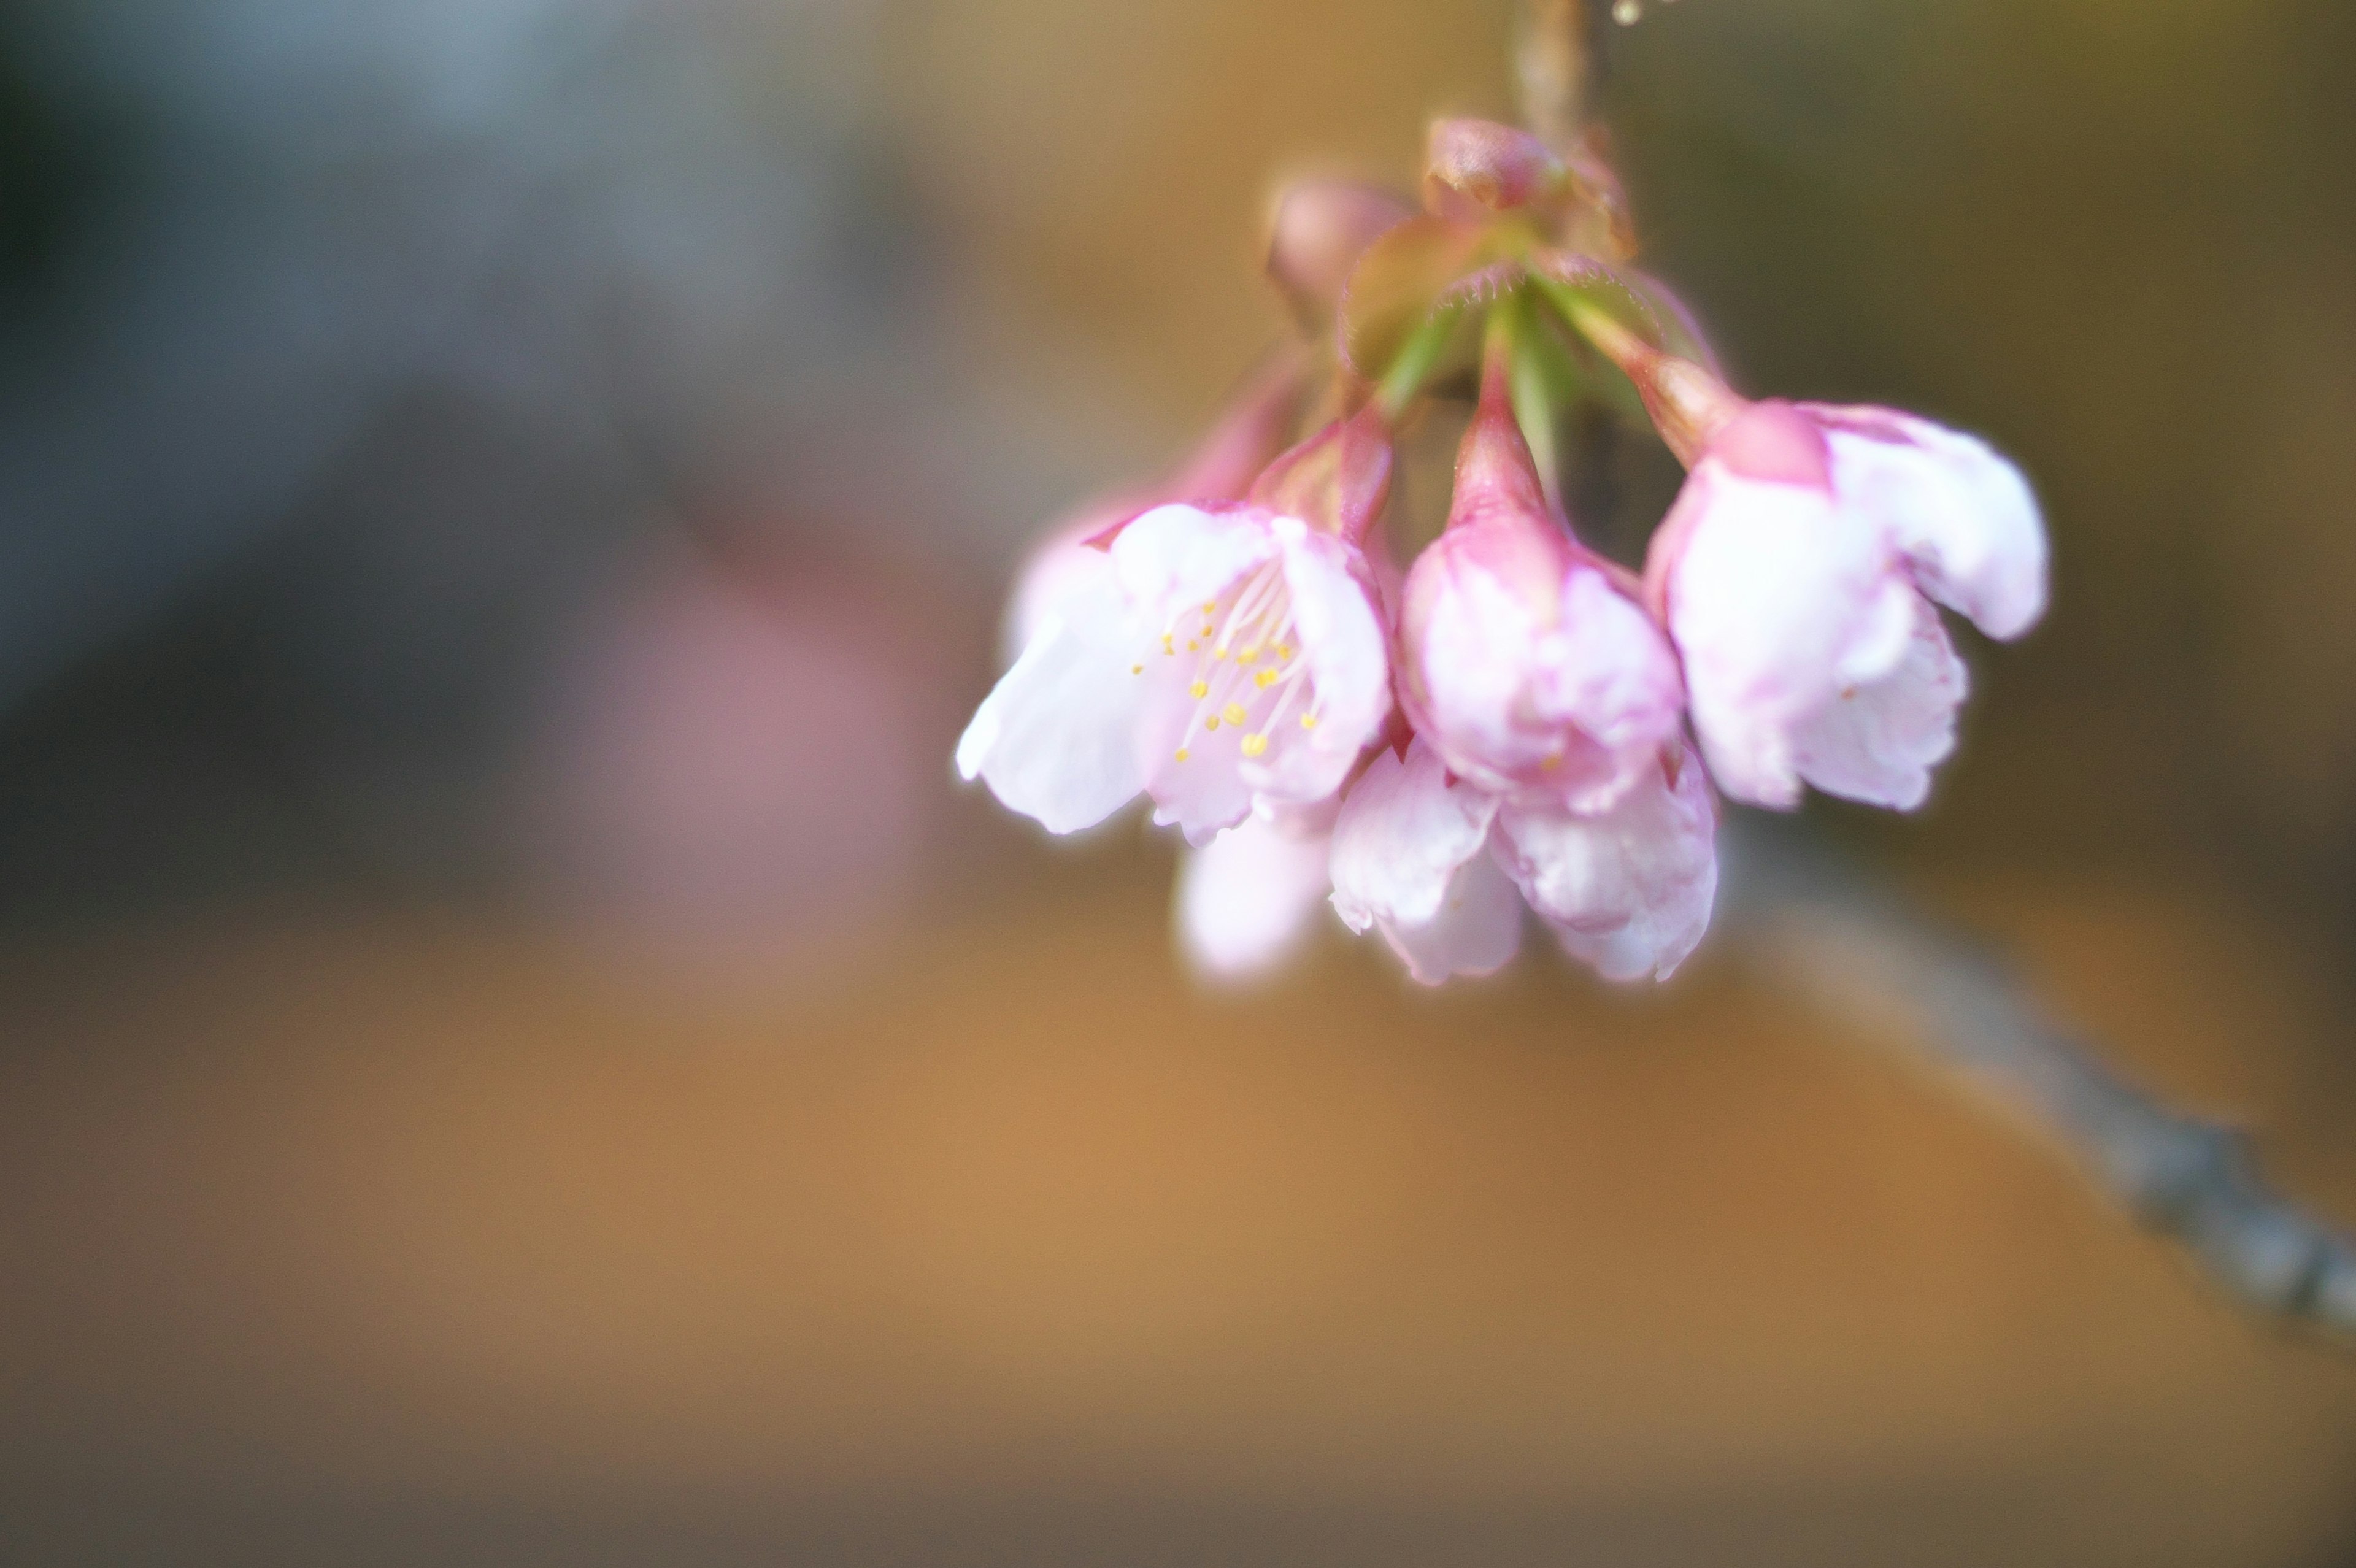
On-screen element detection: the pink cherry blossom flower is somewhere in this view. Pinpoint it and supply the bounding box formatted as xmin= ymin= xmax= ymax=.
xmin=958 ymin=409 xmax=1396 ymax=845
xmin=1397 ymin=348 xmax=1684 ymax=814
xmin=1329 ymin=736 xmax=1716 ymax=985
xmin=1600 ymin=331 xmax=2048 ymax=813
xmin=1003 ymin=354 xmax=1307 ymax=661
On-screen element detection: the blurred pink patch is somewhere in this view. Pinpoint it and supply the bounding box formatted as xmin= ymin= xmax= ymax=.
xmin=532 ymin=551 xmax=940 ymax=971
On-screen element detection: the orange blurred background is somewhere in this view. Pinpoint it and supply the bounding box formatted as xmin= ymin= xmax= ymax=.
xmin=1 ymin=1 xmax=2354 ymax=1562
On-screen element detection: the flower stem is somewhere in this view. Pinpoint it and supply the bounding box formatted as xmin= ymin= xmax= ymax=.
xmin=1375 ymin=307 xmax=1464 ymax=421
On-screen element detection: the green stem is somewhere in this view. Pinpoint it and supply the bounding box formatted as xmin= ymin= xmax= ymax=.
xmin=1375 ymin=307 xmax=1463 ymax=420
xmin=1499 ymin=294 xmax=1565 ymax=513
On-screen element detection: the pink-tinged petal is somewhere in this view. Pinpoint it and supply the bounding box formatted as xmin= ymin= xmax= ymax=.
xmin=1806 ymin=405 xmax=2049 ymax=642
xmin=1004 ymin=516 xmax=1118 ymax=663
xmin=1330 ymin=741 xmax=1520 ymax=986
xmin=1176 ymin=815 xmax=1335 ymax=983
xmin=1330 ymin=740 xmax=1499 ymax=929
xmin=1410 ymin=550 xmax=1679 ymax=810
xmin=1109 ymin=504 xmax=1278 ymax=631
xmin=1245 ymin=520 xmax=1393 ymax=804
xmin=1142 ymin=693 xmax=1257 ymax=845
xmin=1495 ymin=747 xmax=1718 ymax=983
xmin=1376 ymin=847 xmax=1525 ymax=987
xmin=1787 ymin=596 xmax=1967 ymax=810
xmin=1404 ymin=373 xmax=1684 ymax=812
xmin=955 ymin=588 xmax=1144 ymax=836
xmin=1660 ymin=466 xmax=1906 ymax=809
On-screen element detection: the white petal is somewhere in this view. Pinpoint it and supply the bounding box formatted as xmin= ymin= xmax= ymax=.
xmin=1373 ymin=846 xmax=1525 ymax=987
xmin=1812 ymin=407 xmax=2049 ymax=641
xmin=1004 ymin=520 xmax=1116 ymax=664
xmin=954 ymin=593 xmax=1142 ymax=835
xmin=1495 ymin=749 xmax=1718 ymax=983
xmin=1110 ymin=504 xmax=1277 ymax=631
xmin=1175 ymin=816 xmax=1334 ymax=983
xmin=1330 ymin=741 xmax=1521 ymax=986
xmin=1788 ymin=596 xmax=1967 ymax=810
xmin=1666 ymin=466 xmax=1898 ymax=809
xmin=1243 ymin=520 xmax=1392 ymax=807
xmin=1329 ymin=740 xmax=1500 ymax=932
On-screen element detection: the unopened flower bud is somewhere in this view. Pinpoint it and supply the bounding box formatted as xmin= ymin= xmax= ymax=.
xmin=1423 ymin=118 xmax=1568 ymax=223
xmin=1396 ymin=345 xmax=1683 ymax=813
xmin=1266 ymin=180 xmax=1416 ymax=334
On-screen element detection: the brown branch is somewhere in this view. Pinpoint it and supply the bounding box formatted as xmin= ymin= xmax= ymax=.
xmin=1732 ymin=822 xmax=2356 ymax=1344
xmin=1516 ymin=0 xmax=1602 ymax=152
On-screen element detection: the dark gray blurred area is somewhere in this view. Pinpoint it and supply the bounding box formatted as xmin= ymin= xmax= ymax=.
xmin=0 ymin=0 xmax=1023 ymax=917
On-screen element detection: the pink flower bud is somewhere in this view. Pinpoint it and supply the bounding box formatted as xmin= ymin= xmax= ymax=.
xmin=1422 ymin=118 xmax=1567 ymax=223
xmin=1396 ymin=358 xmax=1684 ymax=813
xmin=1645 ymin=396 xmax=2049 ymax=812
xmin=1266 ymin=179 xmax=1416 ymax=333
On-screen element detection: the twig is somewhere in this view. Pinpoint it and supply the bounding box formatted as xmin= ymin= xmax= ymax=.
xmin=1727 ymin=820 xmax=2356 ymax=1343
xmin=1516 ymin=0 xmax=1603 ymax=153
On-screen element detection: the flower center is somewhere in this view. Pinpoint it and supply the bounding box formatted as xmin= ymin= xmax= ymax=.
xmin=1141 ymin=561 xmax=1323 ymax=762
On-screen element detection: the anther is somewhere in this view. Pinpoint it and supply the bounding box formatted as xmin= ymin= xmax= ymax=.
xmin=1254 ymin=670 xmax=1277 ymax=689
xmin=1223 ymin=704 xmax=1247 ymax=727
xmin=1241 ymin=734 xmax=1269 ymax=758
xmin=1189 ymin=680 xmax=1209 ymax=699
xmin=1174 ymin=747 xmax=1191 ymax=762
xmin=1131 ymin=664 xmax=1144 ymax=675
xmin=1206 ymin=717 xmax=1221 ymax=731
xmin=1300 ymin=714 xmax=1320 ymax=729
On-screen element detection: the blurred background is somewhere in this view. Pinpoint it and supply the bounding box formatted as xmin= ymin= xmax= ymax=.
xmin=2 ymin=0 xmax=2355 ymax=1562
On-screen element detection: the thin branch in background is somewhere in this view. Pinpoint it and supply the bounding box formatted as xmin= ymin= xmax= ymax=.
xmin=1516 ymin=0 xmax=1602 ymax=154
xmin=1731 ymin=820 xmax=2356 ymax=1344
xmin=1512 ymin=0 xmax=2355 ymax=1348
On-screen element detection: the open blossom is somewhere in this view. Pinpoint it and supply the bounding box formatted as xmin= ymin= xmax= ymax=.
xmin=1004 ymin=355 xmax=1307 ymax=660
xmin=1626 ymin=350 xmax=2048 ymax=812
xmin=1397 ymin=350 xmax=1684 ymax=814
xmin=957 ymin=408 xmax=1396 ymax=845
xmin=1329 ymin=736 xmax=1716 ymax=985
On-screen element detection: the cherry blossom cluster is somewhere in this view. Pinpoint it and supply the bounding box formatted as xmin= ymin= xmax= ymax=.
xmin=958 ymin=118 xmax=2047 ymax=986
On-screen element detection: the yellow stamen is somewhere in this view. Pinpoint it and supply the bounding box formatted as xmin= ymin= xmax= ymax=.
xmin=1277 ymin=645 xmax=1293 ymax=661
xmin=1188 ymin=680 xmax=1209 ymax=699
xmin=1187 ymin=640 xmax=1200 ymax=651
xmin=1202 ymin=601 xmax=1217 ymax=615
xmin=1161 ymin=635 xmax=1174 ymax=655
xmin=1238 ymin=647 xmax=1260 ymax=665
xmin=1241 ymin=734 xmax=1268 ymax=758
xmin=1223 ymin=704 xmax=1247 ymax=727
xmin=1254 ymin=670 xmax=1277 ymax=690
xmin=1300 ymin=714 xmax=1319 ymax=729
xmin=1174 ymin=747 xmax=1191 ymax=762
xmin=1131 ymin=664 xmax=1144 ymax=675
xmin=1206 ymin=717 xmax=1221 ymax=731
